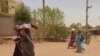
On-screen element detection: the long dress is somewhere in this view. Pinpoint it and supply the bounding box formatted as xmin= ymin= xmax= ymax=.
xmin=68 ymin=34 xmax=76 ymax=48
xmin=13 ymin=34 xmax=35 ymax=56
xmin=81 ymin=39 xmax=86 ymax=50
xmin=21 ymin=35 xmax=35 ymax=56
xmin=75 ymin=34 xmax=82 ymax=52
xmin=13 ymin=37 xmax=22 ymax=56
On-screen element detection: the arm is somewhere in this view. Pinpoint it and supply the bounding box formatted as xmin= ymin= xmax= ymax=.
xmin=31 ymin=24 xmax=38 ymax=29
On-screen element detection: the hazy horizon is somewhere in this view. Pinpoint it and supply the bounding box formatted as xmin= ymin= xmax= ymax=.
xmin=19 ymin=0 xmax=100 ymax=27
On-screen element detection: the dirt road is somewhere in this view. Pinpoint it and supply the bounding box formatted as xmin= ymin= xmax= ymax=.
xmin=0 ymin=36 xmax=100 ymax=56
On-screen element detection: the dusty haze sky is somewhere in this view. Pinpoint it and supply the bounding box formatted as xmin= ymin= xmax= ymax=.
xmin=19 ymin=0 xmax=100 ymax=27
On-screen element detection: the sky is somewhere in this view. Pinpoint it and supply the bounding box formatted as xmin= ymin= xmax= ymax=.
xmin=19 ymin=0 xmax=100 ymax=27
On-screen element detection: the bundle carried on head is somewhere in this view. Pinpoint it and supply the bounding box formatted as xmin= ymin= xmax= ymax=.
xmin=15 ymin=23 xmax=38 ymax=30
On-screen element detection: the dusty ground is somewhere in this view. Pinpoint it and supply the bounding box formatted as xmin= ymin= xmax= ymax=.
xmin=0 ymin=36 xmax=100 ymax=56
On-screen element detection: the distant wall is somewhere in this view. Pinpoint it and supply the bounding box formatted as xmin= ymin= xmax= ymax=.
xmin=90 ymin=30 xmax=100 ymax=35
xmin=0 ymin=14 xmax=15 ymax=35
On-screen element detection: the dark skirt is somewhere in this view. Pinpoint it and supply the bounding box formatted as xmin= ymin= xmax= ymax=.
xmin=13 ymin=37 xmax=35 ymax=56
xmin=13 ymin=43 xmax=22 ymax=56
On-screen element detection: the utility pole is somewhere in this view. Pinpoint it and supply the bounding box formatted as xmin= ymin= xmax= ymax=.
xmin=85 ymin=0 xmax=92 ymax=44
xmin=86 ymin=0 xmax=89 ymax=32
xmin=86 ymin=0 xmax=92 ymax=32
xmin=43 ymin=0 xmax=45 ymax=39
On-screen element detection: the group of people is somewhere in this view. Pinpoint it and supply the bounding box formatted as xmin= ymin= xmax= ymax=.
xmin=12 ymin=23 xmax=87 ymax=56
xmin=68 ymin=29 xmax=86 ymax=53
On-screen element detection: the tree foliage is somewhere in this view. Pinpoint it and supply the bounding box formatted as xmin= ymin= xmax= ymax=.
xmin=95 ymin=25 xmax=100 ymax=30
xmin=69 ymin=23 xmax=82 ymax=30
xmin=32 ymin=6 xmax=68 ymax=42
xmin=14 ymin=3 xmax=31 ymax=25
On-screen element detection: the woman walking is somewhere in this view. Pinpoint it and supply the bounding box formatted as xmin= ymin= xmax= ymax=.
xmin=68 ymin=29 xmax=76 ymax=49
xmin=75 ymin=31 xmax=83 ymax=53
xmin=13 ymin=24 xmax=37 ymax=56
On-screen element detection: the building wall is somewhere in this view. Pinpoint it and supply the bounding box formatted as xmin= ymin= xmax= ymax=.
xmin=0 ymin=0 xmax=9 ymax=13
xmin=0 ymin=0 xmax=16 ymax=14
xmin=0 ymin=14 xmax=15 ymax=35
xmin=8 ymin=0 xmax=16 ymax=14
xmin=90 ymin=30 xmax=100 ymax=35
xmin=0 ymin=0 xmax=16 ymax=35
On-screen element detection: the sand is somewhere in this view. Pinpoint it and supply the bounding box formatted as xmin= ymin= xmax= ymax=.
xmin=0 ymin=36 xmax=100 ymax=56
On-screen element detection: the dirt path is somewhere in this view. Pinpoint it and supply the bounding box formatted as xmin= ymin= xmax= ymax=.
xmin=0 ymin=36 xmax=100 ymax=56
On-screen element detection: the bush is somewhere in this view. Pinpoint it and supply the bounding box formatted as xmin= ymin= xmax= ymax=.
xmin=14 ymin=3 xmax=31 ymax=25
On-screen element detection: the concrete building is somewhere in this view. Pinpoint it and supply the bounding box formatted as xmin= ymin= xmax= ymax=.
xmin=0 ymin=0 xmax=17 ymax=14
xmin=0 ymin=0 xmax=16 ymax=35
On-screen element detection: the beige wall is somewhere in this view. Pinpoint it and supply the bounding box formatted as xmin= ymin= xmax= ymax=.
xmin=0 ymin=0 xmax=16 ymax=14
xmin=0 ymin=0 xmax=18 ymax=35
xmin=8 ymin=0 xmax=16 ymax=14
xmin=0 ymin=14 xmax=15 ymax=35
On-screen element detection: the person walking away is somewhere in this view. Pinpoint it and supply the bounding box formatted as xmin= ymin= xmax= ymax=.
xmin=75 ymin=31 xmax=83 ymax=53
xmin=68 ymin=29 xmax=76 ymax=49
xmin=81 ymin=33 xmax=86 ymax=51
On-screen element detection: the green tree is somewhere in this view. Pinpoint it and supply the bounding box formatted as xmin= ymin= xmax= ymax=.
xmin=14 ymin=3 xmax=31 ymax=25
xmin=32 ymin=6 xmax=68 ymax=41
xmin=95 ymin=25 xmax=100 ymax=30
xmin=69 ymin=23 xmax=83 ymax=31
